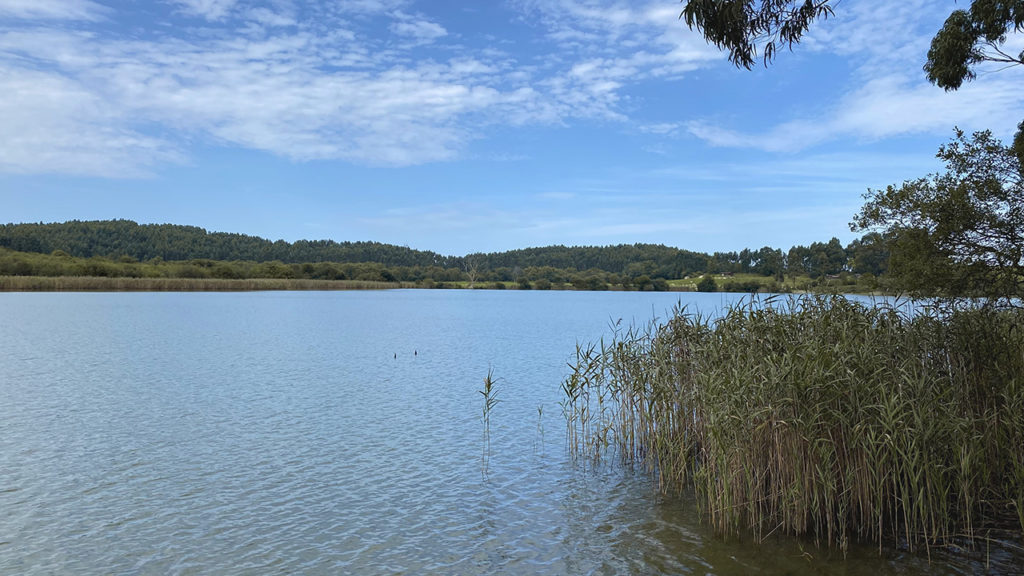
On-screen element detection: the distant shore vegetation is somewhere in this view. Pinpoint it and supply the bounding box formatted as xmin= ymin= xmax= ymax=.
xmin=0 ymin=220 xmax=887 ymax=293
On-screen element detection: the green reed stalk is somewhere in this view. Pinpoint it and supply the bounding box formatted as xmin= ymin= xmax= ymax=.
xmin=536 ymin=404 xmax=545 ymax=454
xmin=562 ymin=294 xmax=1024 ymax=552
xmin=480 ymin=368 xmax=500 ymax=476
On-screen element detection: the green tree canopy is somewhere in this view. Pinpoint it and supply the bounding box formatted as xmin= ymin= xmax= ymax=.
xmin=697 ymin=274 xmax=718 ymax=292
xmin=852 ymin=129 xmax=1024 ymax=306
xmin=924 ymin=0 xmax=1024 ymax=90
xmin=680 ymin=0 xmax=834 ymax=68
xmin=846 ymin=232 xmax=890 ymax=276
xmin=682 ymin=0 xmax=1023 ymax=90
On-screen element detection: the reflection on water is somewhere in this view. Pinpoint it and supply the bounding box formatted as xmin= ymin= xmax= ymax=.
xmin=0 ymin=290 xmax=1018 ymax=574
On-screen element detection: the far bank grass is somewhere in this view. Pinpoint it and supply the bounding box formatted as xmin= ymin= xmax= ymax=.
xmin=1 ymin=246 xmax=883 ymax=294
xmin=0 ymin=274 xmax=870 ymax=293
xmin=1 ymin=271 xmax=884 ymax=295
xmin=0 ymin=276 xmax=412 ymax=292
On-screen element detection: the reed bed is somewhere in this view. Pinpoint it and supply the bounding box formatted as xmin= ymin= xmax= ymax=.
xmin=0 ymin=275 xmax=412 ymax=291
xmin=562 ymin=295 xmax=1024 ymax=552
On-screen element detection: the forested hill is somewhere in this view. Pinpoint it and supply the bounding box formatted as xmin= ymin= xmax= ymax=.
xmin=0 ymin=220 xmax=453 ymax=267
xmin=0 ymin=219 xmax=889 ymax=280
xmin=0 ymin=220 xmax=719 ymax=274
xmin=466 ymin=244 xmax=711 ymax=278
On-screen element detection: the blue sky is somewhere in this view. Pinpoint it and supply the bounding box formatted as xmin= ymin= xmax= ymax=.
xmin=1 ymin=0 xmax=1022 ymax=256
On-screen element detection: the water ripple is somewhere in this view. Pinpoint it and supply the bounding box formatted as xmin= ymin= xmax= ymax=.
xmin=1 ymin=291 xmax=1020 ymax=575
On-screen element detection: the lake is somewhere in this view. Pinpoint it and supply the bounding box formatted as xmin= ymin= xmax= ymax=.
xmin=0 ymin=290 xmax=1015 ymax=574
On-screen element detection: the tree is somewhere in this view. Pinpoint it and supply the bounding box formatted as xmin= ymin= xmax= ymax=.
xmin=697 ymin=274 xmax=718 ymax=292
xmin=851 ymin=128 xmax=1023 ymax=306
xmin=786 ymin=244 xmax=810 ymax=276
xmin=846 ymin=232 xmax=890 ymax=276
xmin=680 ymin=0 xmax=834 ymax=68
xmin=463 ymin=255 xmax=480 ymax=287
xmin=924 ymin=1 xmax=1024 ymax=90
xmin=683 ymin=0 xmax=1022 ymax=303
xmin=822 ymin=237 xmax=847 ymax=275
xmin=751 ymin=246 xmax=785 ymax=277
xmin=681 ymin=0 xmax=1023 ymax=87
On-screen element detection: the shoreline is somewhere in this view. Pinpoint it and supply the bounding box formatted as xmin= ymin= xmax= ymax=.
xmin=0 ymin=275 xmax=887 ymax=295
xmin=0 ymin=276 xmax=415 ymax=292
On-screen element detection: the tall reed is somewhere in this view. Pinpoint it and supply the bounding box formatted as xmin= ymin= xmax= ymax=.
xmin=563 ymin=295 xmax=1024 ymax=552
xmin=480 ymin=368 xmax=500 ymax=476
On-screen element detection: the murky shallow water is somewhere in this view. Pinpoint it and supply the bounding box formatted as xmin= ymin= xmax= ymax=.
xmin=1 ymin=290 xmax=1019 ymax=574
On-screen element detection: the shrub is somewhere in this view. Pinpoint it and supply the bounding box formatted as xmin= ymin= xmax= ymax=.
xmin=696 ymin=275 xmax=716 ymax=292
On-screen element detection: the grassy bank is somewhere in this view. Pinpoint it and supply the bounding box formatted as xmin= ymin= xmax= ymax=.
xmin=0 ymin=274 xmax=804 ymax=293
xmin=0 ymin=276 xmax=412 ymax=292
xmin=0 ymin=245 xmax=886 ymax=294
xmin=562 ymin=295 xmax=1024 ymax=552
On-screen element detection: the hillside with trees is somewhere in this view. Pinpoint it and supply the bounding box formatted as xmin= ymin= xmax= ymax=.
xmin=0 ymin=219 xmax=897 ymax=293
xmin=0 ymin=220 xmax=453 ymax=267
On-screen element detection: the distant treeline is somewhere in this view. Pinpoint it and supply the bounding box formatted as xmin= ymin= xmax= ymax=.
xmin=0 ymin=219 xmax=891 ymax=283
xmin=0 ymin=246 xmax=677 ymax=291
xmin=0 ymin=220 xmax=450 ymax=267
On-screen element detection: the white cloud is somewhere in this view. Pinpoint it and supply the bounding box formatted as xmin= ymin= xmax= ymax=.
xmin=0 ymin=0 xmax=105 ymax=20
xmin=514 ymin=0 xmax=719 ymax=68
xmin=335 ymin=0 xmax=407 ymax=15
xmin=513 ymin=0 xmax=636 ymax=45
xmin=0 ymin=0 xmax=722 ymax=176
xmin=687 ymin=70 xmax=1024 ymax=152
xmin=388 ymin=12 xmax=446 ymax=43
xmin=170 ymin=0 xmax=238 ymax=21
xmin=509 ymin=1 xmax=722 ymax=121
xmin=638 ymin=122 xmax=682 ymax=135
xmin=686 ymin=2 xmax=1024 ymax=152
xmin=804 ymin=0 xmax=937 ymax=68
xmin=245 ymin=7 xmax=297 ymax=28
xmin=0 ymin=67 xmax=182 ymax=177
xmin=0 ymin=22 xmax=548 ymax=174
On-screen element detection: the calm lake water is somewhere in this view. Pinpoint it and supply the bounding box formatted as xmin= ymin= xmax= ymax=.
xmin=0 ymin=290 xmax=1018 ymax=575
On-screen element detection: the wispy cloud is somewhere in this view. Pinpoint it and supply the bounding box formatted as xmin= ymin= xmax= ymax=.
xmin=516 ymin=1 xmax=721 ymax=85
xmin=0 ymin=29 xmax=525 ymax=169
xmin=170 ymin=0 xmax=238 ymax=21
xmin=686 ymin=1 xmax=1024 ymax=151
xmin=388 ymin=11 xmax=447 ymax=44
xmin=245 ymin=7 xmax=297 ymax=29
xmin=0 ymin=0 xmax=727 ymax=176
xmin=687 ymin=71 xmax=1023 ymax=152
xmin=0 ymin=12 xmax=504 ymax=173
xmin=0 ymin=0 xmax=106 ymax=20
xmin=336 ymin=0 xmax=408 ymax=15
xmin=0 ymin=66 xmax=182 ymax=177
